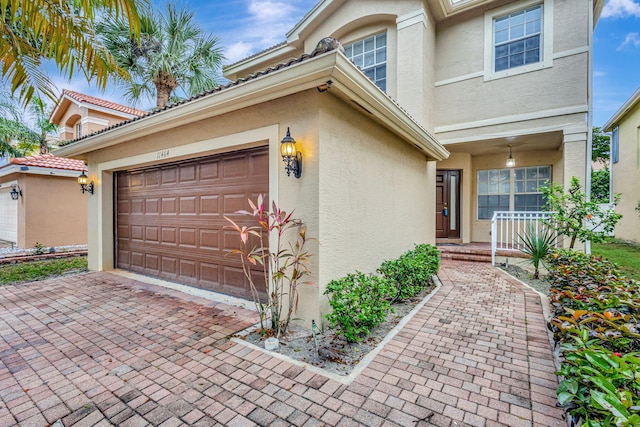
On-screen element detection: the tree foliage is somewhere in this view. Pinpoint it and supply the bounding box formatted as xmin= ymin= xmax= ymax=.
xmin=592 ymin=127 xmax=610 ymax=162
xmin=542 ymin=177 xmax=621 ymax=249
xmin=591 ymin=168 xmax=610 ymax=203
xmin=0 ymin=91 xmax=57 ymax=157
xmin=98 ymin=3 xmax=223 ymax=109
xmin=1 ymin=0 xmax=142 ymax=106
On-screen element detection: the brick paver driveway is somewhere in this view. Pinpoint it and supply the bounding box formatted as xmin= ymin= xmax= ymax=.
xmin=0 ymin=261 xmax=564 ymax=426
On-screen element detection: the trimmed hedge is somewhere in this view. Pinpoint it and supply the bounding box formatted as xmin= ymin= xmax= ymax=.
xmin=378 ymin=244 xmax=440 ymax=301
xmin=324 ymin=244 xmax=440 ymax=343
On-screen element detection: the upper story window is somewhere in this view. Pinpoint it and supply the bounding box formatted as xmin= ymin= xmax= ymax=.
xmin=484 ymin=0 xmax=553 ymax=81
xmin=494 ymin=5 xmax=542 ymax=72
xmin=344 ymin=33 xmax=387 ymax=91
xmin=76 ymin=123 xmax=82 ymax=138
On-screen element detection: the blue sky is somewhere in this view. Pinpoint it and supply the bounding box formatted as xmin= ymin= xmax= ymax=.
xmin=29 ymin=0 xmax=640 ymax=127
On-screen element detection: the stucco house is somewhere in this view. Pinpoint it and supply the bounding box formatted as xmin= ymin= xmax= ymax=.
xmin=0 ymin=154 xmax=88 ymax=249
xmin=55 ymin=0 xmax=601 ymax=325
xmin=50 ymin=89 xmax=145 ymax=140
xmin=603 ymin=87 xmax=640 ymax=244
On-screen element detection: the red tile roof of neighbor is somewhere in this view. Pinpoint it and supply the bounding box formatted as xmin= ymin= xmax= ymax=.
xmin=10 ymin=154 xmax=86 ymax=171
xmin=62 ymin=89 xmax=146 ymax=117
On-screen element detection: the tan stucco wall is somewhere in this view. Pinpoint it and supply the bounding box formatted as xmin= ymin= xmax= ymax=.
xmin=20 ymin=174 xmax=88 ymax=248
xmin=316 ymin=93 xmax=434 ymax=320
xmin=79 ymin=89 xmax=436 ymax=327
xmin=434 ymin=0 xmax=590 ymax=138
xmin=612 ymin=108 xmax=640 ymax=243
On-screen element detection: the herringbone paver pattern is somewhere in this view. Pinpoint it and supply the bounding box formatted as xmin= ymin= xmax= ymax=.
xmin=0 ymin=261 xmax=564 ymax=426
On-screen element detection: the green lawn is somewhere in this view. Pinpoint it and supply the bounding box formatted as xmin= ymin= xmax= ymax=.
xmin=0 ymin=256 xmax=88 ymax=285
xmin=592 ymin=239 xmax=640 ymax=281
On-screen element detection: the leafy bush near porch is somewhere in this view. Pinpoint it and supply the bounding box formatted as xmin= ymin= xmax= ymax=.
xmin=324 ymin=272 xmax=396 ymax=343
xmin=325 ymin=244 xmax=440 ymax=343
xmin=378 ymin=244 xmax=440 ymax=301
xmin=547 ymin=249 xmax=640 ymax=426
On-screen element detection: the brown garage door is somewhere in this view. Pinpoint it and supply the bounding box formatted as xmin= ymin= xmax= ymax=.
xmin=115 ymin=146 xmax=268 ymax=299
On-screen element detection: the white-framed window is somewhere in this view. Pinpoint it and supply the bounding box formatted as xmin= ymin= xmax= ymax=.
xmin=344 ymin=33 xmax=387 ymax=91
xmin=76 ymin=123 xmax=82 ymax=138
xmin=612 ymin=126 xmax=619 ymax=164
xmin=477 ymin=165 xmax=551 ymax=219
xmin=484 ymin=0 xmax=553 ymax=81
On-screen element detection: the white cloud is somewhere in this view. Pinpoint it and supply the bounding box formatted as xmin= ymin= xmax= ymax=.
xmin=219 ymin=0 xmax=315 ymax=66
xmin=617 ymin=32 xmax=640 ymax=49
xmin=594 ymin=70 xmax=607 ymax=77
xmin=225 ymin=41 xmax=254 ymax=64
xmin=601 ymin=0 xmax=640 ymax=19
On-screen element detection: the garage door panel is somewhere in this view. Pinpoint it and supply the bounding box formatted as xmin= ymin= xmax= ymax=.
xmin=179 ymin=197 xmax=197 ymax=215
xmin=179 ymin=228 xmax=196 ymax=246
xmin=199 ymin=160 xmax=219 ymax=181
xmin=146 ymin=254 xmax=159 ymax=270
xmin=179 ymin=164 xmax=197 ymax=183
xmin=116 ymin=146 xmax=268 ymax=299
xmin=161 ymin=168 xmax=177 ymax=184
xmin=251 ymin=152 xmax=269 ymax=176
xmin=131 ymin=225 xmax=143 ymax=240
xmin=222 ymin=156 xmax=248 ymax=178
xmin=161 ymin=198 xmax=177 ymax=215
xmin=200 ymin=229 xmax=219 ymax=250
xmin=200 ymin=195 xmax=220 ymax=215
xmin=145 ymin=198 xmax=159 ymax=214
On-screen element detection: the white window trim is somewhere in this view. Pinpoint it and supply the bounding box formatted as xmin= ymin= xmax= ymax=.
xmin=476 ymin=165 xmax=552 ymax=220
xmin=483 ymin=0 xmax=553 ymax=81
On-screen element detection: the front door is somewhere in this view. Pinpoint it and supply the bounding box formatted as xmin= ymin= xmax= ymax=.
xmin=436 ymin=170 xmax=461 ymax=239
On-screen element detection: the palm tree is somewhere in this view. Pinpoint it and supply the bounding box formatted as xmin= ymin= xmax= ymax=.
xmin=0 ymin=93 xmax=58 ymax=157
xmin=1 ymin=0 xmax=141 ymax=106
xmin=98 ymin=4 xmax=224 ymax=109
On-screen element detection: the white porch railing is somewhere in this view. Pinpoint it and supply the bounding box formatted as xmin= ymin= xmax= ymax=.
xmin=490 ymin=211 xmax=556 ymax=266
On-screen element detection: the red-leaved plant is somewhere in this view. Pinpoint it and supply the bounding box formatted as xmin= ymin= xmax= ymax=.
xmin=225 ymin=195 xmax=313 ymax=338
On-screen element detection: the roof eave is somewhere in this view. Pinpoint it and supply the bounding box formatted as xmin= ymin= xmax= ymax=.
xmin=223 ymin=44 xmax=298 ymax=80
xmin=56 ymin=50 xmax=448 ymax=162
xmin=602 ymin=87 xmax=640 ymax=132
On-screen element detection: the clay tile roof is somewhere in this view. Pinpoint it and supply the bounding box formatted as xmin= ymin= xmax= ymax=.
xmin=10 ymin=154 xmax=86 ymax=171
xmin=62 ymin=89 xmax=146 ymax=117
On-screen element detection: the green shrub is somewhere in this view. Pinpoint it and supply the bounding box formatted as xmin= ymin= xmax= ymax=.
xmin=324 ymin=272 xmax=396 ymax=343
xmin=378 ymin=244 xmax=440 ymax=301
xmin=546 ymin=249 xmax=640 ymax=426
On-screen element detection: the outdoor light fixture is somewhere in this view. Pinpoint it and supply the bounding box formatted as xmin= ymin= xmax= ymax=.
xmin=9 ymin=185 xmax=22 ymax=200
xmin=78 ymin=171 xmax=94 ymax=195
xmin=506 ymin=145 xmax=516 ymax=168
xmin=280 ymin=127 xmax=302 ymax=178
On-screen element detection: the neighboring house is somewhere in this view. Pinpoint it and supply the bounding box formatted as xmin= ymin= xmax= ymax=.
xmin=0 ymin=154 xmax=87 ymax=249
xmin=55 ymin=0 xmax=601 ymax=326
xmin=603 ymin=87 xmax=640 ymax=244
xmin=50 ymin=89 xmax=145 ymax=141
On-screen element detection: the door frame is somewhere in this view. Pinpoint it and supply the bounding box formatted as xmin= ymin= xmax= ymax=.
xmin=436 ymin=169 xmax=462 ymax=239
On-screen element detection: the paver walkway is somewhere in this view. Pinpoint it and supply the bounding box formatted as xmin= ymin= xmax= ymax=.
xmin=0 ymin=261 xmax=565 ymax=427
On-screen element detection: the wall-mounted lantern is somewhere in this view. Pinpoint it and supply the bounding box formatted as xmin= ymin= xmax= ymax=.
xmin=78 ymin=171 xmax=94 ymax=195
xmin=10 ymin=185 xmax=22 ymax=200
xmin=280 ymin=127 xmax=302 ymax=178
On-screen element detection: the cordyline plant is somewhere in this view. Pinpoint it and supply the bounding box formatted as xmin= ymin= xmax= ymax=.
xmin=540 ymin=177 xmax=622 ymax=249
xmin=225 ymin=195 xmax=312 ymax=339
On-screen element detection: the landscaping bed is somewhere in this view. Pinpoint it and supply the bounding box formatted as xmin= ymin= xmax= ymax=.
xmin=233 ymin=243 xmax=441 ymax=378
xmin=546 ymin=249 xmax=640 ymax=427
xmin=237 ymin=283 xmax=436 ymax=377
